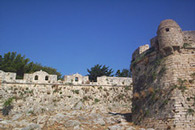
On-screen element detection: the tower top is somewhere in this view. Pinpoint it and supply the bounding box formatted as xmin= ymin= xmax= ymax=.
xmin=157 ymin=19 xmax=181 ymax=34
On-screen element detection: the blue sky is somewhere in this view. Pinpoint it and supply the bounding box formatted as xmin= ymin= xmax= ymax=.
xmin=0 ymin=0 xmax=195 ymax=76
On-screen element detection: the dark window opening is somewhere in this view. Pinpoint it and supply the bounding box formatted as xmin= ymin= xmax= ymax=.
xmin=35 ymin=75 xmax=38 ymax=80
xmin=75 ymin=77 xmax=79 ymax=82
xmin=165 ymin=28 xmax=169 ymax=32
xmin=45 ymin=76 xmax=49 ymax=81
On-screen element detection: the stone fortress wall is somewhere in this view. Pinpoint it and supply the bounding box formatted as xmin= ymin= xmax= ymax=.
xmin=0 ymin=70 xmax=132 ymax=86
xmin=0 ymin=83 xmax=133 ymax=117
xmin=131 ymin=19 xmax=195 ymax=130
xmin=0 ymin=70 xmax=133 ymax=117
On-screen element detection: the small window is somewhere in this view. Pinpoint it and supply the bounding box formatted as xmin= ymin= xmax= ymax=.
xmin=165 ymin=28 xmax=169 ymax=32
xmin=35 ymin=75 xmax=38 ymax=80
xmin=75 ymin=77 xmax=79 ymax=82
xmin=45 ymin=76 xmax=49 ymax=81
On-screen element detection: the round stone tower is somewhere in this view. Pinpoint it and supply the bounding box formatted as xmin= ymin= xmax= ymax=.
xmin=157 ymin=19 xmax=183 ymax=55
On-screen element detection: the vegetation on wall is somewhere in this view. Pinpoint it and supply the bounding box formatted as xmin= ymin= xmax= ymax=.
xmin=2 ymin=97 xmax=15 ymax=116
xmin=0 ymin=52 xmax=62 ymax=79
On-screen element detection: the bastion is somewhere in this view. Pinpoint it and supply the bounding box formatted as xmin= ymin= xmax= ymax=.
xmin=131 ymin=19 xmax=195 ymax=130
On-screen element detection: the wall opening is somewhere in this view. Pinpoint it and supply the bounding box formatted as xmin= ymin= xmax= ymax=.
xmin=45 ymin=76 xmax=49 ymax=81
xmin=35 ymin=75 xmax=38 ymax=80
xmin=165 ymin=28 xmax=169 ymax=32
xmin=75 ymin=77 xmax=79 ymax=82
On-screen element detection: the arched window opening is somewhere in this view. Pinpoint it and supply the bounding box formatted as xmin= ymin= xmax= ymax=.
xmin=165 ymin=28 xmax=169 ymax=32
xmin=45 ymin=76 xmax=49 ymax=81
xmin=35 ymin=75 xmax=38 ymax=80
xmin=75 ymin=77 xmax=79 ymax=82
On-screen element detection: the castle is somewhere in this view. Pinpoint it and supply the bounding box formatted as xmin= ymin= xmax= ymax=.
xmin=131 ymin=19 xmax=195 ymax=130
xmin=0 ymin=19 xmax=194 ymax=130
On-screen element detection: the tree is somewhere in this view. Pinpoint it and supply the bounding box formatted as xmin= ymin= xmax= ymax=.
xmin=115 ymin=69 xmax=131 ymax=77
xmin=87 ymin=64 xmax=113 ymax=82
xmin=0 ymin=52 xmax=30 ymax=78
xmin=0 ymin=52 xmax=62 ymax=79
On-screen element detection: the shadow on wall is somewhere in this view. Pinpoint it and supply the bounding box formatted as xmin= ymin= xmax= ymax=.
xmin=108 ymin=112 xmax=132 ymax=122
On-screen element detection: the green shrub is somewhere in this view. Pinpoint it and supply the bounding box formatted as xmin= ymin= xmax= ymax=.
xmin=144 ymin=109 xmax=150 ymax=117
xmin=177 ymin=78 xmax=187 ymax=92
xmin=183 ymin=43 xmax=191 ymax=48
xmin=187 ymin=97 xmax=191 ymax=101
xmin=125 ymin=85 xmax=131 ymax=90
xmin=28 ymin=110 xmax=35 ymax=115
xmin=83 ymin=96 xmax=88 ymax=101
xmin=186 ymin=108 xmax=195 ymax=116
xmin=159 ymin=66 xmax=166 ymax=75
xmin=53 ymin=89 xmax=57 ymax=93
xmin=3 ymin=97 xmax=15 ymax=107
xmin=2 ymin=97 xmax=15 ymax=116
xmin=72 ymin=90 xmax=79 ymax=94
xmin=152 ymin=72 xmax=157 ymax=81
xmin=191 ymin=73 xmax=195 ymax=79
xmin=94 ymin=98 xmax=100 ymax=103
xmin=98 ymin=86 xmax=103 ymax=89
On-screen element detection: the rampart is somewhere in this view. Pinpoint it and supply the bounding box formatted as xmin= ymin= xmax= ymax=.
xmin=0 ymin=70 xmax=132 ymax=86
xmin=0 ymin=70 xmax=132 ymax=117
xmin=131 ymin=19 xmax=195 ymax=130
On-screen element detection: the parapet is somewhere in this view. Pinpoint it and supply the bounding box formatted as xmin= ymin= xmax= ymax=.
xmin=0 ymin=70 xmax=16 ymax=82
xmin=97 ymin=76 xmax=132 ymax=86
xmin=0 ymin=70 xmax=132 ymax=86
xmin=132 ymin=44 xmax=149 ymax=61
xmin=63 ymin=73 xmax=89 ymax=84
xmin=23 ymin=70 xmax=57 ymax=83
xmin=183 ymin=31 xmax=195 ymax=48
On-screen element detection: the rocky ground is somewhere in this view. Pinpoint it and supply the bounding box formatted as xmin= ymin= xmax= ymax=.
xmin=0 ymin=107 xmax=154 ymax=130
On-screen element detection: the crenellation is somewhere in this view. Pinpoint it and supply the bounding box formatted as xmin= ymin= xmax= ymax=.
xmin=23 ymin=70 xmax=57 ymax=83
xmin=0 ymin=70 xmax=16 ymax=82
xmin=97 ymin=76 xmax=132 ymax=86
xmin=0 ymin=70 xmax=132 ymax=86
xmin=63 ymin=73 xmax=89 ymax=85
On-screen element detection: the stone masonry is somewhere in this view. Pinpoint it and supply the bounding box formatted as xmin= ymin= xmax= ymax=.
xmin=0 ymin=70 xmax=132 ymax=86
xmin=131 ymin=19 xmax=195 ymax=130
xmin=0 ymin=70 xmax=132 ymax=120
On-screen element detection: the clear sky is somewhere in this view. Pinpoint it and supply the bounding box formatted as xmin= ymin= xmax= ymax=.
xmin=0 ymin=0 xmax=195 ymax=76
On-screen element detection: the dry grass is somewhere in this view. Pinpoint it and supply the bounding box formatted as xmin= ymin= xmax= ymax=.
xmin=140 ymin=91 xmax=146 ymax=98
xmin=133 ymin=92 xmax=140 ymax=99
xmin=148 ymin=87 xmax=154 ymax=94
